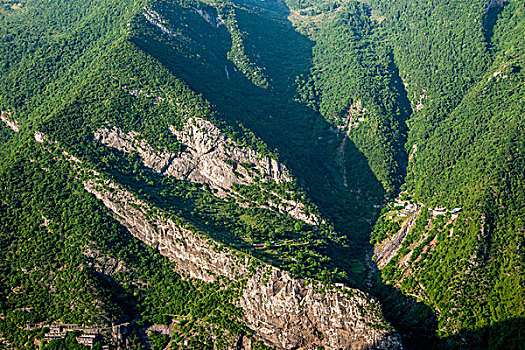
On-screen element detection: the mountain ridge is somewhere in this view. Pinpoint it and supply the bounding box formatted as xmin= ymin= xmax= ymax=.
xmin=0 ymin=0 xmax=523 ymax=349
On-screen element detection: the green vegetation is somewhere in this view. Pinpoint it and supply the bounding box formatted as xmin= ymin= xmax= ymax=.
xmin=42 ymin=332 xmax=90 ymax=350
xmin=294 ymin=1 xmax=410 ymax=194
xmin=0 ymin=141 xmax=265 ymax=349
xmin=219 ymin=4 xmax=270 ymax=88
xmin=374 ymin=206 xmax=524 ymax=349
xmin=148 ymin=331 xmax=170 ymax=350
xmin=0 ymin=0 xmax=524 ymax=349
xmin=89 ymin=143 xmax=344 ymax=283
xmin=370 ymin=215 xmax=401 ymax=245
xmin=362 ymin=1 xmax=525 ymax=348
xmin=131 ymin=0 xmax=382 ymax=285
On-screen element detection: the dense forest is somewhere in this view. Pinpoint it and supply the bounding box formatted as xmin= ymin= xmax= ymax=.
xmin=0 ymin=0 xmax=523 ymax=349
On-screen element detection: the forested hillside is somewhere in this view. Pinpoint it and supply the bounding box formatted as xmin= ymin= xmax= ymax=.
xmin=366 ymin=0 xmax=525 ymax=348
xmin=0 ymin=0 xmax=523 ymax=349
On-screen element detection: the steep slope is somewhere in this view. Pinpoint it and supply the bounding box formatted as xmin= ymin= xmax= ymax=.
xmin=0 ymin=141 xmax=276 ymax=349
xmin=0 ymin=0 xmax=402 ymax=349
xmin=290 ymin=1 xmax=411 ymax=195
xmin=1 ymin=0 xmax=524 ymax=349
xmin=0 ymin=105 xmax=401 ymax=350
xmin=130 ymin=0 xmax=385 ymax=284
xmin=368 ymin=0 xmax=525 ymax=348
xmin=279 ymin=0 xmax=524 ymax=348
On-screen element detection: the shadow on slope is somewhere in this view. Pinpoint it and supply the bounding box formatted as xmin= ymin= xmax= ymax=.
xmin=130 ymin=0 xmax=441 ymax=347
xmin=383 ymin=316 xmax=525 ymax=350
xmin=484 ymin=2 xmax=506 ymax=47
xmin=445 ymin=317 xmax=525 ymax=350
xmin=132 ymin=0 xmax=382 ymax=282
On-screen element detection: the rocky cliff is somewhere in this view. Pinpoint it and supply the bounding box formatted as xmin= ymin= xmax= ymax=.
xmin=94 ymin=117 xmax=321 ymax=226
xmin=0 ymin=110 xmax=19 ymax=132
xmin=34 ymin=127 xmax=401 ymax=349
xmin=84 ymin=177 xmax=403 ymax=350
xmin=374 ymin=208 xmax=420 ymax=269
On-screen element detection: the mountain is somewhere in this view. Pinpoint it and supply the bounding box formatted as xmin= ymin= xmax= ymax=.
xmin=0 ymin=0 xmax=523 ymax=349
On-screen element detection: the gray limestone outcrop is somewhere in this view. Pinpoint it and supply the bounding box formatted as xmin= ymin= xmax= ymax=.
xmin=84 ymin=178 xmax=403 ymax=350
xmin=93 ymin=117 xmax=321 ymax=226
xmin=93 ymin=118 xmax=291 ymax=189
xmin=32 ymin=126 xmax=400 ymax=349
xmin=374 ymin=208 xmax=420 ymax=269
xmin=84 ymin=247 xmax=128 ymax=277
xmin=0 ymin=110 xmax=19 ymax=132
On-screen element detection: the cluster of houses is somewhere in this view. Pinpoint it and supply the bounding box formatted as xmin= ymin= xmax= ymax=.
xmin=399 ymin=202 xmax=419 ymax=217
xmin=389 ymin=192 xmax=462 ymax=220
xmin=43 ymin=324 xmax=104 ymax=348
xmin=390 ymin=197 xmax=419 ymax=218
xmin=429 ymin=207 xmax=462 ymax=218
xmin=41 ymin=322 xmax=131 ymax=349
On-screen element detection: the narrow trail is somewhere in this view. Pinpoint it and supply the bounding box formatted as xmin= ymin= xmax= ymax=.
xmin=335 ymin=115 xmax=352 ymax=188
xmin=336 ymin=136 xmax=348 ymax=188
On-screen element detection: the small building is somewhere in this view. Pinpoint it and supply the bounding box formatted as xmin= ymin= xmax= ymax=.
xmin=433 ymin=207 xmax=447 ymax=216
xmin=399 ymin=203 xmax=418 ymax=217
xmin=44 ymin=332 xmax=67 ymax=341
xmin=76 ymin=333 xmax=101 ymax=347
xmin=450 ymin=208 xmax=462 ymax=219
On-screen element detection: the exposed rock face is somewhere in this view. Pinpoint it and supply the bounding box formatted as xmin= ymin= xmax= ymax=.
xmin=374 ymin=208 xmax=420 ymax=269
xmin=143 ymin=7 xmax=191 ymax=42
xmin=143 ymin=7 xmax=174 ymax=36
xmin=239 ymin=269 xmax=401 ymax=350
xmin=34 ymin=131 xmax=48 ymax=143
xmin=194 ymin=7 xmax=223 ymax=28
xmin=263 ymin=196 xmax=320 ymax=226
xmin=93 ymin=118 xmax=321 ymax=226
xmin=94 ymin=118 xmax=291 ymax=191
xmin=0 ymin=110 xmax=19 ymax=132
xmin=170 ymin=117 xmax=292 ymax=185
xmin=408 ymin=143 xmax=417 ymax=162
xmin=84 ymin=247 xmax=128 ymax=277
xmin=415 ymin=92 xmax=427 ymax=111
xmin=84 ymin=178 xmax=403 ymax=350
xmin=33 ymin=128 xmax=400 ymax=348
